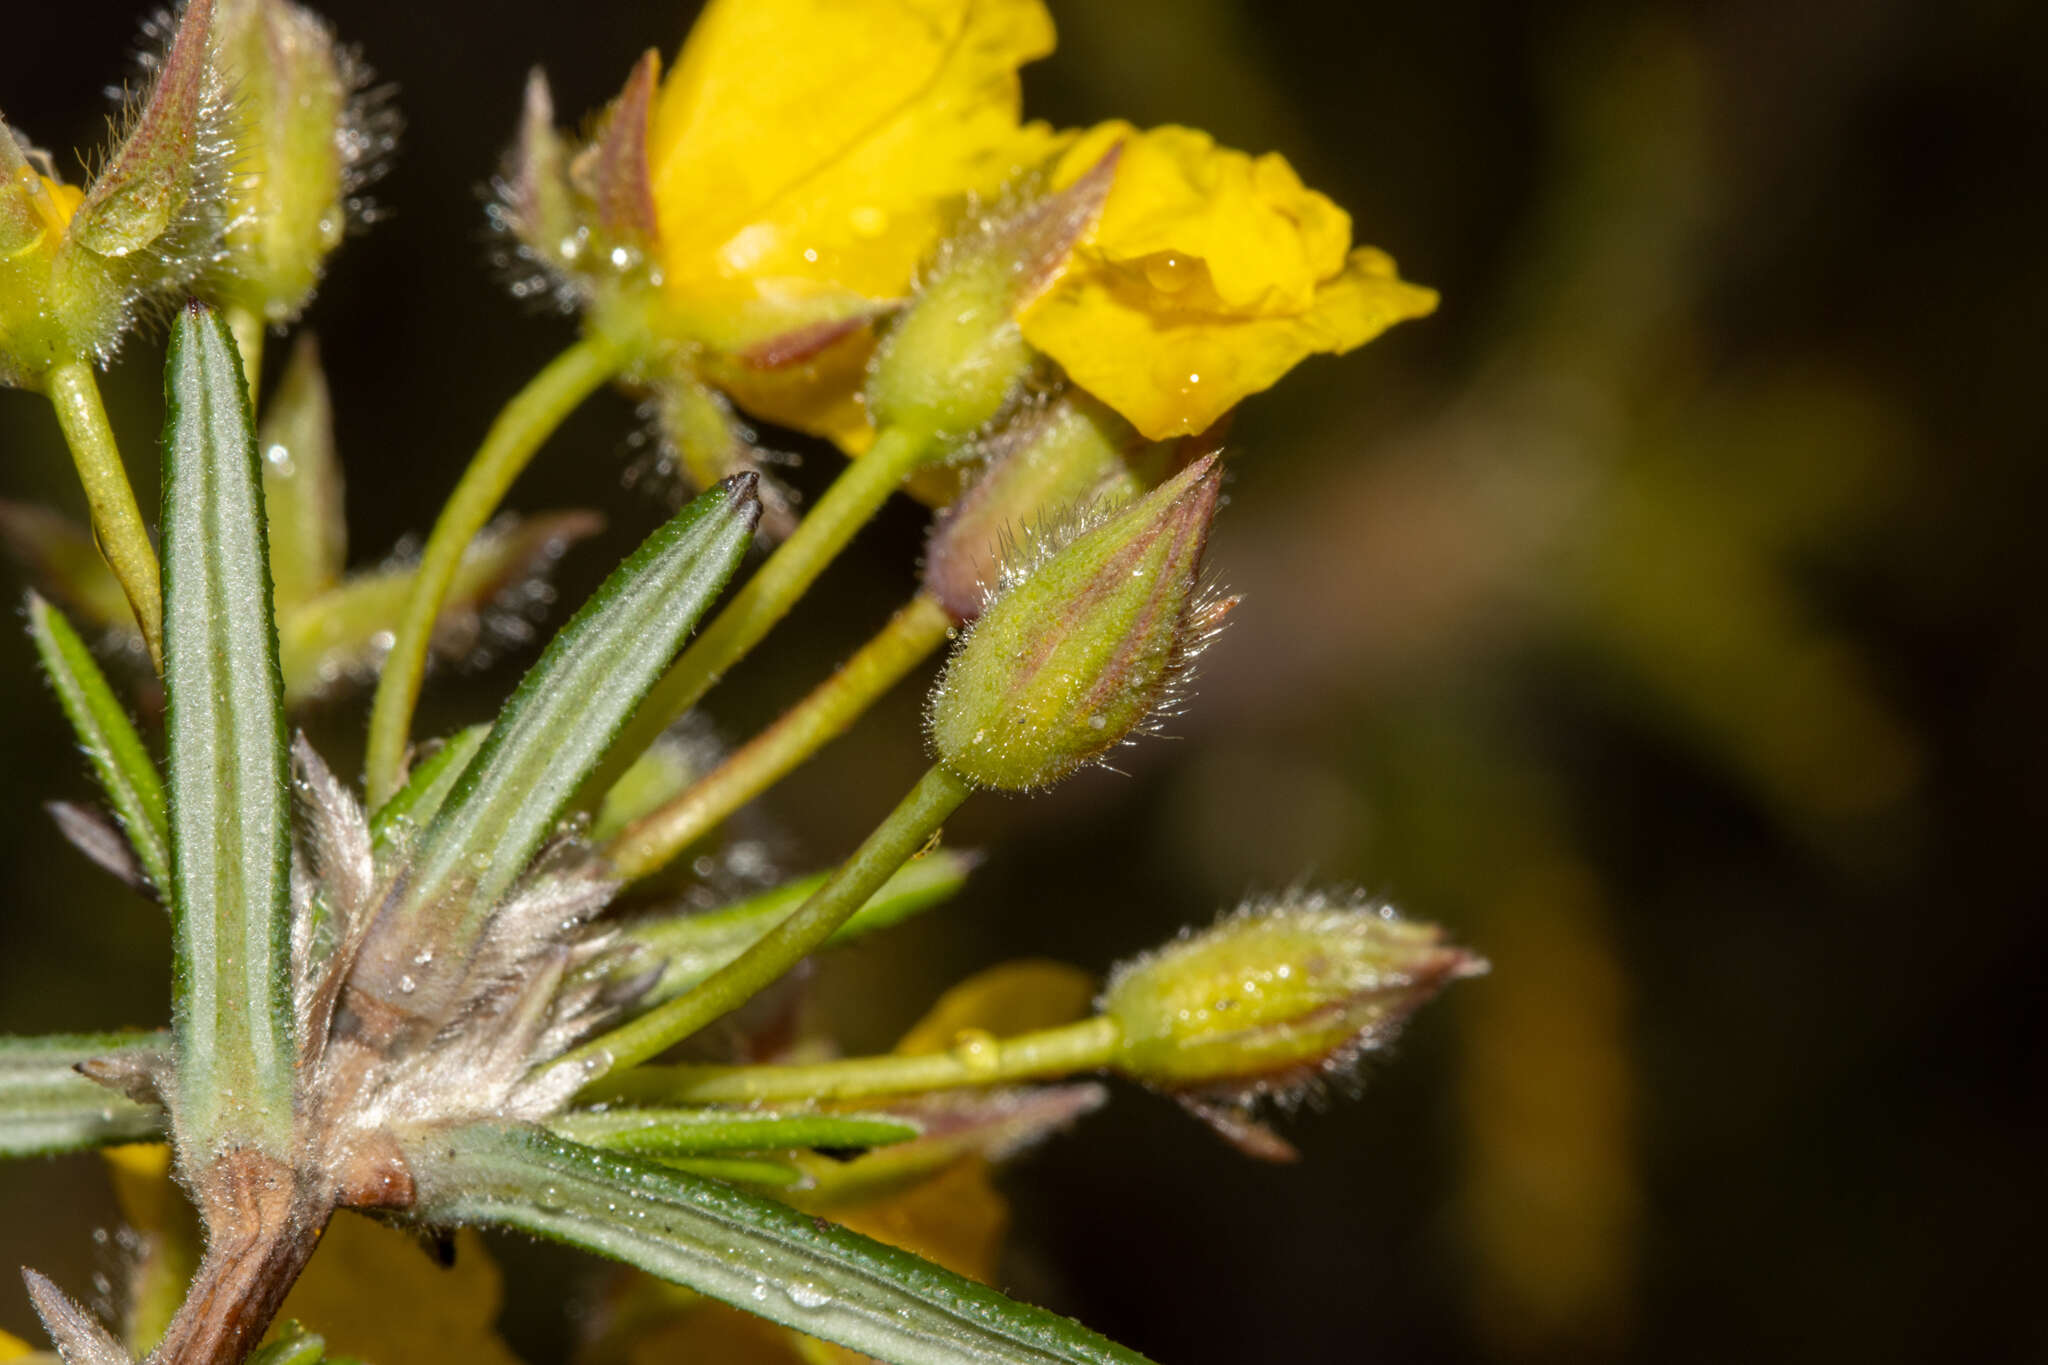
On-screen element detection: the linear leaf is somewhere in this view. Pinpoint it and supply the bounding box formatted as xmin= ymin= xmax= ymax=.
xmin=0 ymin=501 xmax=136 ymax=633
xmin=161 ymin=302 xmax=295 ymax=1161
xmin=259 ymin=333 xmax=347 ymax=612
xmin=277 ymin=510 xmax=602 ymax=702
xmin=385 ymin=477 xmax=758 ymax=959
xmin=415 ymin=1123 xmax=1154 ymax=1365
xmin=612 ymin=850 xmax=976 ymax=1007
xmin=0 ymin=1032 xmax=167 ymax=1157
xmin=549 ymin=1107 xmax=917 ymax=1157
xmin=368 ymin=723 xmax=488 ymax=850
xmin=27 ymin=593 xmax=171 ymax=894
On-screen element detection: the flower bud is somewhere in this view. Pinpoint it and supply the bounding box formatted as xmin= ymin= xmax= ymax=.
xmin=923 ymin=394 xmax=1171 ymax=623
xmin=0 ymin=1 xmax=232 ymax=386
xmin=1102 ymin=893 xmax=1485 ymax=1098
xmin=866 ymin=149 xmax=1120 ymax=443
xmin=928 ymin=452 xmax=1229 ymax=790
xmin=210 ymin=0 xmax=385 ymax=323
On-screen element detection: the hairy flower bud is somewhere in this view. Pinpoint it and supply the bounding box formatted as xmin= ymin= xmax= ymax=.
xmin=866 ymin=150 xmax=1119 ymax=443
xmin=923 ymin=394 xmax=1176 ymax=623
xmin=1102 ymin=893 xmax=1485 ymax=1099
xmin=211 ymin=0 xmax=382 ymax=323
xmin=0 ymin=1 xmax=234 ymax=386
xmin=928 ymin=452 xmax=1229 ymax=790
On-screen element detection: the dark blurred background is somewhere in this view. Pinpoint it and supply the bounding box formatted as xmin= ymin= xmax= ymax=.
xmin=3 ymin=0 xmax=2044 ymax=1360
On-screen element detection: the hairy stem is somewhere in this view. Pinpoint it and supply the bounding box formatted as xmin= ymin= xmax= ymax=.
xmin=568 ymin=763 xmax=971 ymax=1081
xmin=146 ymin=1152 xmax=326 ymax=1365
xmin=45 ymin=360 xmax=163 ymax=668
xmin=364 ymin=335 xmax=622 ymax=805
xmin=605 ymin=592 xmax=953 ymax=881
xmin=580 ymin=423 xmax=934 ymax=807
xmin=596 ymin=1016 xmax=1123 ymax=1105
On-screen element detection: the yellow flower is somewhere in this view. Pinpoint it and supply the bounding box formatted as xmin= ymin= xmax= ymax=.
xmin=1019 ymin=121 xmax=1439 ymax=440
xmin=641 ymin=0 xmax=1058 ymax=449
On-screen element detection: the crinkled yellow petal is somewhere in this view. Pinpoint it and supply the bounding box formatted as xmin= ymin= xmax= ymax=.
xmin=1023 ymin=245 xmax=1439 ymax=439
xmin=1049 ymin=122 xmax=1352 ymax=316
xmin=701 ymin=331 xmax=879 ymax=454
xmin=649 ymin=0 xmax=1056 ymax=315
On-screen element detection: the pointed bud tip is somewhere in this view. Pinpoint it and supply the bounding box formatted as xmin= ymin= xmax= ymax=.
xmin=1103 ymin=895 xmax=1483 ymax=1101
xmin=930 ymin=448 xmax=1227 ymax=790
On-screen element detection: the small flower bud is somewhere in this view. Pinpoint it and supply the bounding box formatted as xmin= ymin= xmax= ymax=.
xmin=866 ymin=149 xmax=1120 ymax=443
xmin=923 ymin=394 xmax=1169 ymax=623
xmin=211 ymin=0 xmax=383 ymax=323
xmin=1102 ymin=893 xmax=1486 ymax=1099
xmin=0 ymin=1 xmax=233 ymax=385
xmin=928 ymin=452 xmax=1228 ymax=790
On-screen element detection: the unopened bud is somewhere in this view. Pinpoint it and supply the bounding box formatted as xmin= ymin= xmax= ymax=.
xmin=867 ymin=149 xmax=1119 ymax=443
xmin=928 ymin=453 xmax=1228 ymax=790
xmin=1103 ymin=893 xmax=1485 ymax=1098
xmin=211 ymin=0 xmax=378 ymax=323
xmin=923 ymin=394 xmax=1171 ymax=623
xmin=0 ymin=1 xmax=232 ymax=384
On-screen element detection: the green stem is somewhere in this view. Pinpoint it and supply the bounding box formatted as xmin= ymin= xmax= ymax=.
xmin=596 ymin=1016 xmax=1123 ymax=1106
xmin=567 ymin=763 xmax=971 ymax=1083
xmin=363 ymin=335 xmax=622 ymax=805
xmin=605 ymin=591 xmax=954 ymax=881
xmin=45 ymin=361 xmax=163 ymax=669
xmin=581 ymin=423 xmax=934 ymax=807
xmin=225 ymin=305 xmax=265 ymax=407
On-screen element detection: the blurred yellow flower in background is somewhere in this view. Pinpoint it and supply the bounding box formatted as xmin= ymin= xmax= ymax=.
xmin=1020 ymin=121 xmax=1439 ymax=439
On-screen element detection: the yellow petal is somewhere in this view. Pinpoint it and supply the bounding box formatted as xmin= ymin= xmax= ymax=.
xmin=1022 ymin=245 xmax=1439 ymax=438
xmin=650 ymin=0 xmax=1055 ymax=314
xmin=1049 ymin=122 xmax=1352 ymax=317
xmin=275 ymin=1216 xmax=523 ymax=1365
xmin=0 ymin=1329 xmax=35 ymax=1361
xmin=700 ymin=331 xmax=879 ymax=454
xmin=893 ymin=959 xmax=1098 ymax=1056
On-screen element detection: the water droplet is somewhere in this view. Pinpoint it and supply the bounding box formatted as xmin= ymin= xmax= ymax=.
xmin=537 ymin=1184 xmax=566 ymax=1212
xmin=398 ymin=974 xmax=417 ymax=993
xmin=1088 ymin=713 xmax=1107 ymax=731
xmin=848 ymin=205 xmax=888 ymax=239
xmin=1143 ymin=253 xmax=1197 ymax=294
xmin=950 ymin=1028 xmax=1002 ymax=1077
xmin=750 ymin=1283 xmax=770 ymax=1303
xmin=412 ymin=948 xmax=435 ymax=966
xmin=786 ymin=1281 xmax=833 ymax=1310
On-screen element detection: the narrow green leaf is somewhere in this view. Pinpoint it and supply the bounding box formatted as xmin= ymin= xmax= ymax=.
xmin=259 ymin=333 xmax=346 ymax=611
xmin=549 ymin=1107 xmax=917 ymax=1157
xmin=416 ymin=1123 xmax=1155 ymax=1365
xmin=27 ymin=593 xmax=171 ymax=894
xmin=385 ymin=477 xmax=759 ymax=960
xmin=655 ymin=1154 xmax=806 ymax=1188
xmin=368 ymin=723 xmax=489 ymax=850
xmin=276 ymin=510 xmax=602 ymax=702
xmin=612 ymin=850 xmax=977 ymax=1007
xmin=0 ymin=1032 xmax=167 ymax=1157
xmin=161 ymin=302 xmax=295 ymax=1162
xmin=0 ymin=501 xmax=136 ymax=633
